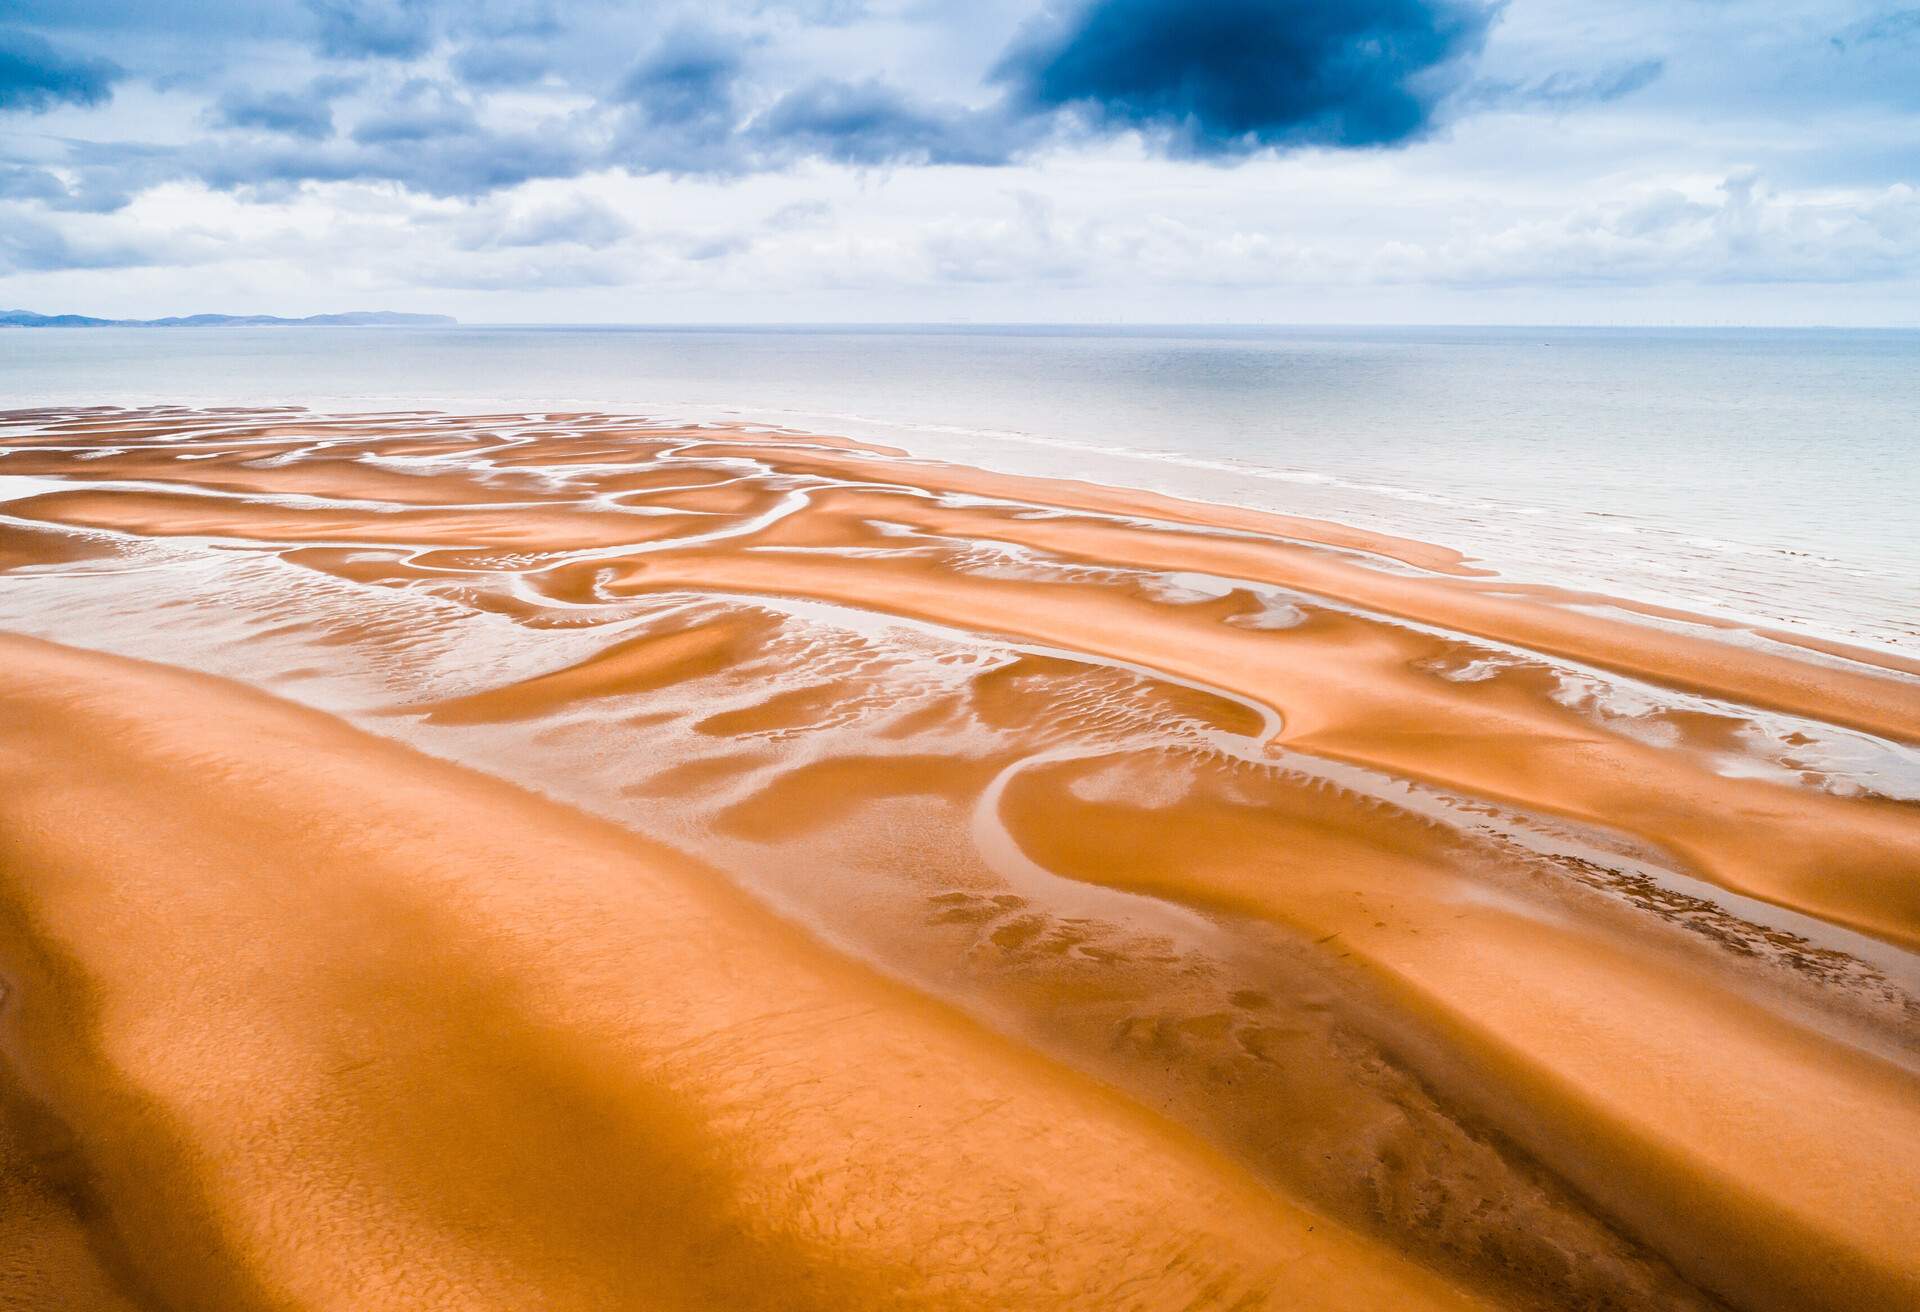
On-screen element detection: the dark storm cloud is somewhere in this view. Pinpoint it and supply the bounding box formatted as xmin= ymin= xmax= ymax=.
xmin=0 ymin=27 xmax=123 ymax=113
xmin=615 ymin=2 xmax=1503 ymax=171
xmin=993 ymin=0 xmax=1495 ymax=154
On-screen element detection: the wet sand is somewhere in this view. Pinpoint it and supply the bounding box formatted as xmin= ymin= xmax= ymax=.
xmin=0 ymin=406 xmax=1916 ymax=1311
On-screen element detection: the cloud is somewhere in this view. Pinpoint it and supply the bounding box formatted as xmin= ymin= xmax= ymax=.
xmin=197 ymin=128 xmax=588 ymax=200
xmin=0 ymin=157 xmax=144 ymax=213
xmin=1463 ymin=58 xmax=1664 ymax=111
xmin=2 ymin=1 xmax=311 ymax=42
xmin=8 ymin=0 xmax=1920 ymax=319
xmin=0 ymin=164 xmax=68 ymax=204
xmin=451 ymin=39 xmax=552 ymax=87
xmin=683 ymin=232 xmax=751 ymax=261
xmin=1831 ymin=7 xmax=1920 ymax=52
xmin=1818 ymin=5 xmax=1920 ymax=110
xmin=0 ymin=0 xmax=1517 ymax=209
xmin=0 ymin=207 xmax=184 ymax=273
xmin=473 ymin=199 xmax=633 ymax=249
xmin=751 ymin=79 xmax=1021 ymax=166
xmin=408 ymin=249 xmax=630 ymax=290
xmin=1366 ymin=174 xmax=1920 ymax=288
xmin=213 ymin=86 xmax=338 ymax=140
xmin=920 ymin=191 xmax=1090 ymax=283
xmin=610 ymin=25 xmax=749 ymax=172
xmin=306 ymin=0 xmax=437 ymax=61
xmin=993 ymin=0 xmax=1494 ymax=155
xmin=0 ymin=26 xmax=122 ymax=113
xmin=351 ymin=96 xmax=476 ymax=145
xmin=766 ymin=198 xmax=833 ymax=229
xmin=614 ymin=25 xmax=743 ymax=124
xmin=123 ymin=79 xmax=572 ymax=199
xmin=747 ymin=0 xmax=869 ymax=25
xmin=0 ymin=78 xmax=588 ymax=205
xmin=6 ymin=139 xmax=184 ymax=213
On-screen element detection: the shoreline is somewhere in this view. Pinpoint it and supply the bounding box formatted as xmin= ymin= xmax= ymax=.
xmin=7 ymin=392 xmax=1914 ymax=666
xmin=1 ymin=404 xmax=1917 ymax=1311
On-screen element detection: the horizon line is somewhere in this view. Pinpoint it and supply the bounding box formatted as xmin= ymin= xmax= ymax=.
xmin=12 ymin=314 xmax=1920 ymax=332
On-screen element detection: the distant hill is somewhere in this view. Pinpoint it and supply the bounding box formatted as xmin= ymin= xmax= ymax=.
xmin=0 ymin=310 xmax=457 ymax=328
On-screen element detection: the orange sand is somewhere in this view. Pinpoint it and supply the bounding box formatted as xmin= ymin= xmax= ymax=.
xmin=1 ymin=406 xmax=1916 ymax=1312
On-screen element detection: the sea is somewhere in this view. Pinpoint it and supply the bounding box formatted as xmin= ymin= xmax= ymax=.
xmin=3 ymin=323 xmax=1915 ymax=656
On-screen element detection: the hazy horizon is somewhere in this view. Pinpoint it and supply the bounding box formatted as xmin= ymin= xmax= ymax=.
xmin=12 ymin=315 xmax=1920 ymax=330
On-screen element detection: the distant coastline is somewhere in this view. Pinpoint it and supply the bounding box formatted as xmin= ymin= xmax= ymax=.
xmin=0 ymin=310 xmax=456 ymax=328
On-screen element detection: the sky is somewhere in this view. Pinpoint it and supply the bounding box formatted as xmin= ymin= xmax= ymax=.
xmin=2 ymin=0 xmax=1917 ymax=324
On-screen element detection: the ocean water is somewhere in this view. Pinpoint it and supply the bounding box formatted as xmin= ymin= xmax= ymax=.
xmin=2 ymin=323 xmax=1915 ymax=654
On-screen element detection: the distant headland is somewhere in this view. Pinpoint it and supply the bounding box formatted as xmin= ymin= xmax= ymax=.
xmin=0 ymin=310 xmax=457 ymax=328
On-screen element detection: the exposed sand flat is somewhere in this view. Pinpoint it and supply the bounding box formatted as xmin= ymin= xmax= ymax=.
xmin=593 ymin=533 xmax=1920 ymax=948
xmin=2 ymin=406 xmax=1918 ymax=1312
xmin=0 ymin=634 xmax=1484 ymax=1312
xmin=672 ymin=440 xmax=1494 ymax=576
xmin=6 ymin=487 xmax=718 ymax=553
xmin=693 ymin=445 xmax=1920 ymax=737
xmin=1000 ymin=752 xmax=1920 ymax=1312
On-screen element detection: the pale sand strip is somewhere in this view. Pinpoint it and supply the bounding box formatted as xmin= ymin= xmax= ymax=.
xmin=0 ymin=632 xmax=1484 ymax=1312
xmin=686 ymin=442 xmax=1920 ymax=738
xmin=592 ymin=540 xmax=1920 ymax=951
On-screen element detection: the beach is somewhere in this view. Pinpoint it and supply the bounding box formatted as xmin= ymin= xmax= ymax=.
xmin=1 ymin=405 xmax=1916 ymax=1311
